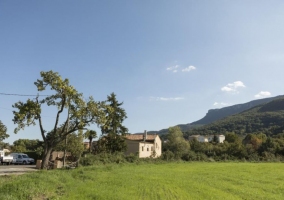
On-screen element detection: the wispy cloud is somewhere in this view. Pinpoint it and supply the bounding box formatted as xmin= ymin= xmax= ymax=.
xmin=254 ymin=91 xmax=271 ymax=99
xmin=166 ymin=65 xmax=179 ymax=72
xmin=213 ymin=102 xmax=231 ymax=108
xmin=221 ymin=81 xmax=246 ymax=93
xmin=150 ymin=96 xmax=184 ymax=101
xmin=182 ymin=65 xmax=196 ymax=72
xmin=166 ymin=65 xmax=196 ymax=73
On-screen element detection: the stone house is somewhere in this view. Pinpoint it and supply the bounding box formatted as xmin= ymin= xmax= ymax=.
xmin=125 ymin=131 xmax=162 ymax=158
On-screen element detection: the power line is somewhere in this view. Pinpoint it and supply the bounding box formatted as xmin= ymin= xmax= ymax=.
xmin=0 ymin=93 xmax=50 ymax=97
xmin=0 ymin=107 xmax=56 ymax=118
xmin=0 ymin=106 xmax=13 ymax=111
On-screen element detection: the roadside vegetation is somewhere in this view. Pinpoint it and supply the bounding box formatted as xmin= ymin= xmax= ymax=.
xmin=1 ymin=162 xmax=284 ymax=200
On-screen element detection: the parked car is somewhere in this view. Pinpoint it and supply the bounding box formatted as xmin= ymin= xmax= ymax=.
xmin=10 ymin=153 xmax=35 ymax=165
xmin=0 ymin=150 xmax=13 ymax=165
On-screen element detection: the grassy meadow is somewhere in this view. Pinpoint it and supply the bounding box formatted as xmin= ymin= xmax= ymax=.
xmin=0 ymin=162 xmax=284 ymax=200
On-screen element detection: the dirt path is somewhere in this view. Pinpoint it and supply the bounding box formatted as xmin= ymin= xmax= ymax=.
xmin=0 ymin=165 xmax=37 ymax=176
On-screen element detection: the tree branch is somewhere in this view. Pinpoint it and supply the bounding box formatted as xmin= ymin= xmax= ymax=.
xmin=36 ymin=97 xmax=46 ymax=141
xmin=53 ymin=94 xmax=66 ymax=136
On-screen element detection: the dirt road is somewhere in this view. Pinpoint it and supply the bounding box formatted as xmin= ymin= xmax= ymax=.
xmin=0 ymin=165 xmax=37 ymax=176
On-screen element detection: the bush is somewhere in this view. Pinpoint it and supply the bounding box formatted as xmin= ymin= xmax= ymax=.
xmin=195 ymin=153 xmax=208 ymax=161
xmin=80 ymin=154 xmax=98 ymax=166
xmin=125 ymin=153 xmax=139 ymax=163
xmin=181 ymin=151 xmax=197 ymax=161
xmin=80 ymin=152 xmax=127 ymax=166
xmin=161 ymin=150 xmax=175 ymax=161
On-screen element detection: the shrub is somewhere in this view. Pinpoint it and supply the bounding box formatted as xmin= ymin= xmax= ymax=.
xmin=161 ymin=150 xmax=175 ymax=161
xmin=125 ymin=153 xmax=139 ymax=163
xmin=181 ymin=151 xmax=197 ymax=161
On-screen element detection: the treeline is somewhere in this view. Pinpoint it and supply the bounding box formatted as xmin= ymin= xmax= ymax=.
xmin=6 ymin=129 xmax=284 ymax=165
xmin=163 ymin=127 xmax=284 ymax=162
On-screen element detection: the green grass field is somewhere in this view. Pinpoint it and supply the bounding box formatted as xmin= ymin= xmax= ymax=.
xmin=1 ymin=162 xmax=284 ymax=200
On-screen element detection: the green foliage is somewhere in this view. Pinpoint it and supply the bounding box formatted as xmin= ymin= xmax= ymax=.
xmin=225 ymin=132 xmax=240 ymax=143
xmin=98 ymin=93 xmax=128 ymax=153
xmin=163 ymin=126 xmax=190 ymax=158
xmin=80 ymin=152 xmax=127 ymax=165
xmin=161 ymin=150 xmax=175 ymax=161
xmin=0 ymin=120 xmax=9 ymax=142
xmin=125 ymin=153 xmax=139 ymax=163
xmin=96 ymin=134 xmax=127 ymax=154
xmin=182 ymin=132 xmax=284 ymax=161
xmin=12 ymin=139 xmax=43 ymax=152
xmin=54 ymin=132 xmax=84 ymax=160
xmin=0 ymin=141 xmax=10 ymax=151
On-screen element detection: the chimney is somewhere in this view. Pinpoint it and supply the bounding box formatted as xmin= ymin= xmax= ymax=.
xmin=144 ymin=130 xmax=147 ymax=141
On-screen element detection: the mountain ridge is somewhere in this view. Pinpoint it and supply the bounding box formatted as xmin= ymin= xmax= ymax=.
xmin=185 ymin=97 xmax=284 ymax=136
xmin=136 ymin=95 xmax=284 ymax=135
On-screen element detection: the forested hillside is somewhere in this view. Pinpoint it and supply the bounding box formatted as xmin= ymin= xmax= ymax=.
xmin=140 ymin=95 xmax=283 ymax=135
xmin=190 ymin=95 xmax=284 ymax=125
xmin=185 ymin=98 xmax=284 ymax=137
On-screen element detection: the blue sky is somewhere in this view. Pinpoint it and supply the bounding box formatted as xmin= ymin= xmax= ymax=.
xmin=1 ymin=1 xmax=284 ymax=143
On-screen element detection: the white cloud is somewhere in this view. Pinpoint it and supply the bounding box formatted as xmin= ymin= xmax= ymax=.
xmin=182 ymin=65 xmax=196 ymax=72
xmin=213 ymin=102 xmax=231 ymax=108
xmin=254 ymin=91 xmax=271 ymax=99
xmin=221 ymin=81 xmax=246 ymax=93
xmin=150 ymin=97 xmax=184 ymax=101
xmin=166 ymin=65 xmax=179 ymax=71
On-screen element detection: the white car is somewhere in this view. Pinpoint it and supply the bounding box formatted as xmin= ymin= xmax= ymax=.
xmin=10 ymin=153 xmax=35 ymax=165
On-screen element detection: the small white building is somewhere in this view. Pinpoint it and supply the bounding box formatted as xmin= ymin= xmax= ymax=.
xmin=189 ymin=135 xmax=225 ymax=143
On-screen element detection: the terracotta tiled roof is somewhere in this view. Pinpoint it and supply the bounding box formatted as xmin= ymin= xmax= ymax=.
xmin=125 ymin=134 xmax=157 ymax=141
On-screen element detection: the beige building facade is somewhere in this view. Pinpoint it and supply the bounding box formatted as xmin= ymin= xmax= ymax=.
xmin=125 ymin=131 xmax=162 ymax=158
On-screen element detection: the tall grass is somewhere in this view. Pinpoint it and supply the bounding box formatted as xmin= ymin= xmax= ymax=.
xmin=0 ymin=163 xmax=284 ymax=199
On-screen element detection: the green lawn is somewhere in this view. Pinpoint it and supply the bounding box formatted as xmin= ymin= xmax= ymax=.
xmin=1 ymin=162 xmax=284 ymax=200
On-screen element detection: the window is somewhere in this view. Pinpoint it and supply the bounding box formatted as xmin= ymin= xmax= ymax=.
xmin=147 ymin=148 xmax=149 ymax=151
xmin=142 ymin=146 xmax=144 ymax=151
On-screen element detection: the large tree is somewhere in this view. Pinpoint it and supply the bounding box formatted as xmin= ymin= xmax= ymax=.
xmin=165 ymin=126 xmax=190 ymax=158
xmin=12 ymin=71 xmax=105 ymax=169
xmin=0 ymin=120 xmax=9 ymax=142
xmin=98 ymin=93 xmax=128 ymax=153
xmin=0 ymin=120 xmax=9 ymax=148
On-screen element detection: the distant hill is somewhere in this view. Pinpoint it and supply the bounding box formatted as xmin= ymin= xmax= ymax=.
xmin=137 ymin=95 xmax=283 ymax=135
xmin=186 ymin=97 xmax=284 ymax=137
xmin=190 ymin=95 xmax=284 ymax=125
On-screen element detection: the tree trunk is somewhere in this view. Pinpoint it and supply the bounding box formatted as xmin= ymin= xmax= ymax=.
xmin=89 ymin=138 xmax=92 ymax=153
xmin=76 ymin=153 xmax=81 ymax=167
xmin=63 ymin=136 xmax=67 ymax=167
xmin=41 ymin=146 xmax=53 ymax=169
